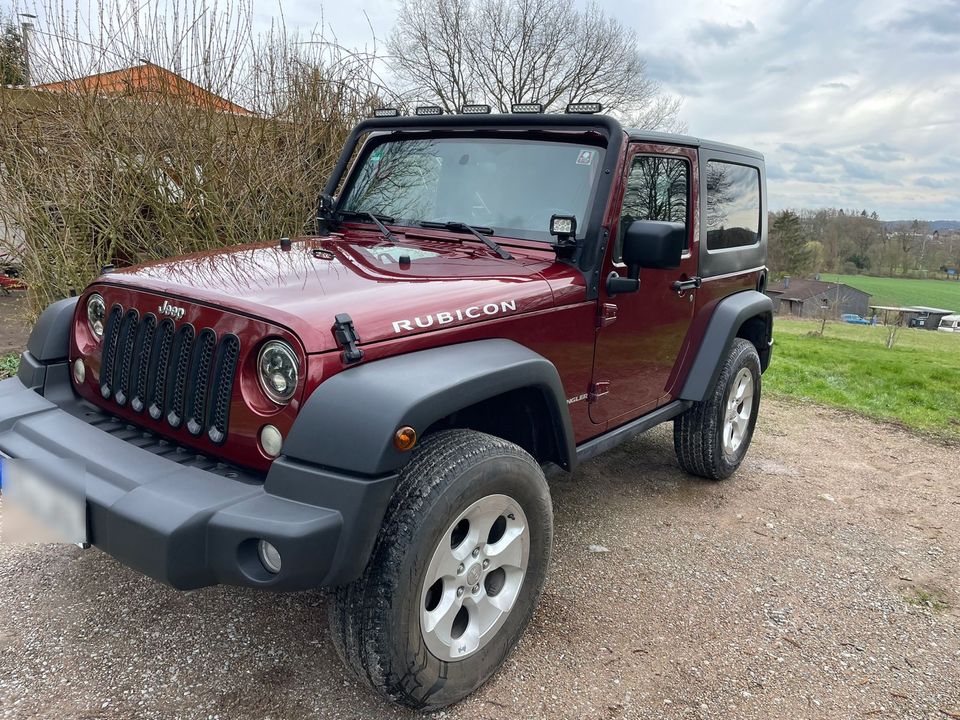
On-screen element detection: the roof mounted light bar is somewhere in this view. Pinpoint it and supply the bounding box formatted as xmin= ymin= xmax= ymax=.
xmin=372 ymin=108 xmax=400 ymax=118
xmin=566 ymin=102 xmax=602 ymax=114
xmin=461 ymin=104 xmax=491 ymax=114
xmin=511 ymin=103 xmax=544 ymax=114
xmin=415 ymin=105 xmax=443 ymax=116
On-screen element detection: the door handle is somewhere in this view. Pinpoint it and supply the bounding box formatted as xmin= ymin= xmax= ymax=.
xmin=672 ymin=276 xmax=702 ymax=293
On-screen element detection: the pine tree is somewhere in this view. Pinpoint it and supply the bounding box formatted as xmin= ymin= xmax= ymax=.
xmin=0 ymin=14 xmax=27 ymax=86
xmin=769 ymin=210 xmax=814 ymax=277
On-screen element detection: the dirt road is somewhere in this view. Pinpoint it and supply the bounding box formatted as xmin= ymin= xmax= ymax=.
xmin=1 ymin=395 xmax=958 ymax=719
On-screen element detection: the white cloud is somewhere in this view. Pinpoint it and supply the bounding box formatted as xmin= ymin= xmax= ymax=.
xmin=269 ymin=0 xmax=960 ymax=219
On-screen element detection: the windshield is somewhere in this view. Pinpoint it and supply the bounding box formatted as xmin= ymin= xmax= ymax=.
xmin=340 ymin=136 xmax=604 ymax=242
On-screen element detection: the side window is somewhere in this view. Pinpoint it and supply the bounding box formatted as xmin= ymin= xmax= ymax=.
xmin=617 ymin=154 xmax=688 ymax=261
xmin=705 ymin=161 xmax=760 ymax=250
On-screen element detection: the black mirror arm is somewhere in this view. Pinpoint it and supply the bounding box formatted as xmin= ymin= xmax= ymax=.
xmin=606 ymin=271 xmax=639 ymax=295
xmin=317 ymin=193 xmax=337 ymax=234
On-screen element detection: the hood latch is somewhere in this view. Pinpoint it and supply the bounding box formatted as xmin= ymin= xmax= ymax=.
xmin=332 ymin=313 xmax=364 ymax=365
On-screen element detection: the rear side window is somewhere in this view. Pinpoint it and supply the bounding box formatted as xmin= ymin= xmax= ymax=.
xmin=616 ymin=154 xmax=689 ymax=260
xmin=705 ymin=161 xmax=760 ymax=250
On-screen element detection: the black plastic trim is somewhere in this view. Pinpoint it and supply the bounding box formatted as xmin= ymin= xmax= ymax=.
xmin=576 ymin=400 xmax=693 ymax=463
xmin=112 ymin=308 xmax=139 ymax=406
xmin=99 ymin=304 xmax=123 ymax=399
xmin=26 ymin=296 xmax=78 ymax=362
xmin=16 ymin=350 xmax=46 ymax=391
xmin=679 ymin=290 xmax=773 ymax=402
xmin=0 ymin=373 xmax=398 ymax=590
xmin=283 ymin=339 xmax=576 ymax=476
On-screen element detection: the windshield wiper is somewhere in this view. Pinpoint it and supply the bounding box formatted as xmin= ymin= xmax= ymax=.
xmin=337 ymin=209 xmax=398 ymax=243
xmin=419 ymin=221 xmax=513 ymax=260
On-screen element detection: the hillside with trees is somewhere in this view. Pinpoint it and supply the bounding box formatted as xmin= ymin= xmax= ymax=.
xmin=767 ymin=208 xmax=960 ymax=280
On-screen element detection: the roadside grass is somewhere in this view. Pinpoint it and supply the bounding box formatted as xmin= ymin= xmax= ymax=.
xmin=0 ymin=353 xmax=18 ymax=380
xmin=766 ymin=319 xmax=960 ymax=440
xmin=903 ymin=587 xmax=950 ymax=612
xmin=820 ymin=274 xmax=960 ymax=311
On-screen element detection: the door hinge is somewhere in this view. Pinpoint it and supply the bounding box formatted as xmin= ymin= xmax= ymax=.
xmin=332 ymin=313 xmax=364 ymax=365
xmin=597 ymin=303 xmax=618 ymax=328
xmin=589 ymin=381 xmax=610 ymax=402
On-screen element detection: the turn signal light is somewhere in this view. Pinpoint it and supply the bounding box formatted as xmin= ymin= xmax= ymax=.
xmin=394 ymin=426 xmax=417 ymax=451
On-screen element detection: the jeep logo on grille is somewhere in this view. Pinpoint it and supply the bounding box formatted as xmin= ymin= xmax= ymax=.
xmin=158 ymin=300 xmax=186 ymax=321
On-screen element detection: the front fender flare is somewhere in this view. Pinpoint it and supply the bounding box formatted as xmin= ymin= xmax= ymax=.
xmin=282 ymin=339 xmax=576 ymax=476
xmin=18 ymin=297 xmax=79 ymax=392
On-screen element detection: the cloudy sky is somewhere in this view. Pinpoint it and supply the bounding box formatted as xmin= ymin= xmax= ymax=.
xmin=260 ymin=0 xmax=960 ymax=221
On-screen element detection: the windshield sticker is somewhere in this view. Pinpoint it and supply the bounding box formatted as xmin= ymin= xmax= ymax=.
xmin=576 ymin=150 xmax=594 ymax=165
xmin=392 ymin=299 xmax=518 ymax=333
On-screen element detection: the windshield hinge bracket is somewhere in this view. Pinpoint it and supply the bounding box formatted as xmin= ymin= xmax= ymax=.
xmin=332 ymin=313 xmax=364 ymax=365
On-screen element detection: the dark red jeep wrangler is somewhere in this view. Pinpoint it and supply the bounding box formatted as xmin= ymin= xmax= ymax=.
xmin=0 ymin=107 xmax=772 ymax=710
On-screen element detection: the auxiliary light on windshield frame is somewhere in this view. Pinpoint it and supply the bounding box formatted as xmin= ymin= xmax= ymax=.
xmin=566 ymin=102 xmax=602 ymax=114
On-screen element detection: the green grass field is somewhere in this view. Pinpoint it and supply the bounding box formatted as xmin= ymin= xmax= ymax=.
xmin=820 ymin=274 xmax=960 ymax=311
xmin=766 ymin=319 xmax=960 ymax=440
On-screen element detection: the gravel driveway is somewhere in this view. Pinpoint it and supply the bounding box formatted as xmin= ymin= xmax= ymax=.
xmin=2 ymin=398 xmax=958 ymax=719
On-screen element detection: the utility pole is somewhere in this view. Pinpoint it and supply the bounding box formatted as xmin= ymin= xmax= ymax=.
xmin=18 ymin=14 xmax=36 ymax=86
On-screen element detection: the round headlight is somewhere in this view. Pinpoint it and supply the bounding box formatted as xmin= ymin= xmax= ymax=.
xmin=257 ymin=340 xmax=299 ymax=404
xmin=86 ymin=293 xmax=106 ymax=341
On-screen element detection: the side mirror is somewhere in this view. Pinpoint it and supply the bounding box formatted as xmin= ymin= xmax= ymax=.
xmin=607 ymin=220 xmax=686 ymax=294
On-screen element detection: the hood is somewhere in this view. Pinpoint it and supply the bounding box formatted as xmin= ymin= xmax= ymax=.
xmin=101 ymin=228 xmax=579 ymax=353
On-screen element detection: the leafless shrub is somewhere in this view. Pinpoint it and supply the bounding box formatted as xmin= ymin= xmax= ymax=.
xmin=0 ymin=0 xmax=392 ymax=316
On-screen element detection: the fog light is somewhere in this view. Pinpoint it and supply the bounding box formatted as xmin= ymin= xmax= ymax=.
xmin=258 ymin=540 xmax=282 ymax=574
xmin=73 ymin=358 xmax=86 ymax=384
xmin=260 ymin=424 xmax=283 ymax=457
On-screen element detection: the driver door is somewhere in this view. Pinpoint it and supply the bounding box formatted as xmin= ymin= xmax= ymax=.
xmin=589 ymin=144 xmax=699 ymax=425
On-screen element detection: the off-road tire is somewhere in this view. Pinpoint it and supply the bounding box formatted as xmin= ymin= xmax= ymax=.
xmin=674 ymin=338 xmax=761 ymax=480
xmin=328 ymin=429 xmax=553 ymax=711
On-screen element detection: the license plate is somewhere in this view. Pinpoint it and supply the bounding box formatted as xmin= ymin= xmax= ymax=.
xmin=1 ymin=458 xmax=88 ymax=546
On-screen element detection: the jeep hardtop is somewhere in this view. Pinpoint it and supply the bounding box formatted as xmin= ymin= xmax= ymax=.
xmin=0 ymin=106 xmax=773 ymax=710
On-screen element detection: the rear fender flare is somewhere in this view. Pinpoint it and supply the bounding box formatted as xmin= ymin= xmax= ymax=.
xmin=679 ymin=290 xmax=773 ymax=402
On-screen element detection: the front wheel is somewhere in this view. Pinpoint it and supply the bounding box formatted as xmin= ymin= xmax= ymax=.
xmin=328 ymin=429 xmax=553 ymax=711
xmin=674 ymin=338 xmax=762 ymax=480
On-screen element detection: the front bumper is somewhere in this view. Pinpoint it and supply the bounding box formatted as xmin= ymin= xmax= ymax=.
xmin=0 ymin=363 xmax=397 ymax=590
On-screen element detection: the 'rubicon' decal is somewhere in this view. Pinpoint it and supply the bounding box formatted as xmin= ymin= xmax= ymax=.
xmin=392 ymin=299 xmax=518 ymax=333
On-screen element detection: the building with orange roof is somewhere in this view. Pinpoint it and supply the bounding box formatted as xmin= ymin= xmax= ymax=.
xmin=34 ymin=61 xmax=252 ymax=115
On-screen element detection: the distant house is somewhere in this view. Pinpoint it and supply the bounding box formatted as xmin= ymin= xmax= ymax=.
xmin=34 ymin=61 xmax=252 ymax=115
xmin=870 ymin=305 xmax=957 ymax=330
xmin=765 ymin=277 xmax=871 ymax=318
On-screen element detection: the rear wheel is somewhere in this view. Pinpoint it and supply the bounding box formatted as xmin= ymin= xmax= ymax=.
xmin=328 ymin=429 xmax=552 ymax=711
xmin=674 ymin=338 xmax=761 ymax=480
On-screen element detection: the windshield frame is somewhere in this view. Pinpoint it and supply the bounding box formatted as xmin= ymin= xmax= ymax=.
xmin=335 ymin=130 xmax=609 ymax=244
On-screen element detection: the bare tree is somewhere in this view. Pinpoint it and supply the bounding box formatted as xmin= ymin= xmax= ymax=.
xmin=387 ymin=0 xmax=683 ymax=129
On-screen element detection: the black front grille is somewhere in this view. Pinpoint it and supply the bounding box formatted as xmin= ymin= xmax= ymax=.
xmin=98 ymin=304 xmax=240 ymax=444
